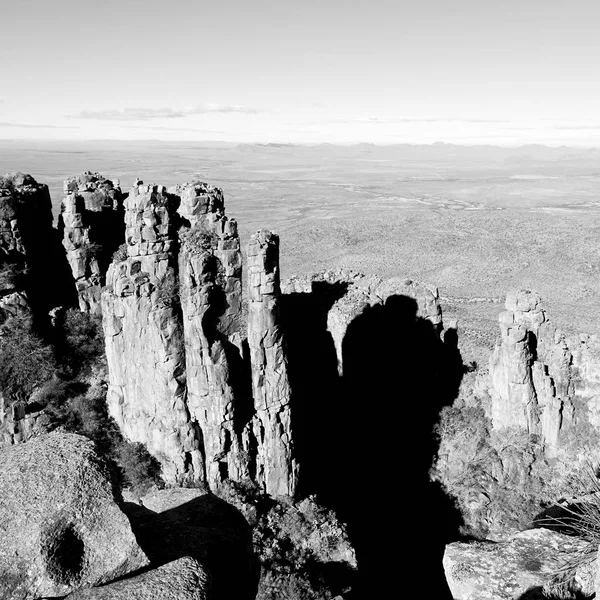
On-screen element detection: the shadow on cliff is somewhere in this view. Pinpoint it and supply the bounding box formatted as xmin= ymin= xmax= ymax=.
xmin=283 ymin=287 xmax=464 ymax=599
xmin=123 ymin=494 xmax=259 ymax=600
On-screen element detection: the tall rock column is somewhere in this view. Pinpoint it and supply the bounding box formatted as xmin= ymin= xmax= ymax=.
xmin=175 ymin=182 xmax=247 ymax=489
xmin=247 ymin=229 xmax=297 ymax=497
xmin=488 ymin=290 xmax=566 ymax=451
xmin=60 ymin=172 xmax=124 ymax=314
xmin=102 ymin=182 xmax=204 ymax=485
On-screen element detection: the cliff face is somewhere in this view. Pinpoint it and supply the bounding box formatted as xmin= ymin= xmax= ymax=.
xmin=60 ymin=172 xmax=124 ymax=314
xmin=101 ymin=181 xmax=299 ymax=495
xmin=102 ymin=183 xmax=203 ymax=485
xmin=175 ymin=182 xmax=247 ymax=489
xmin=434 ymin=289 xmax=600 ymax=538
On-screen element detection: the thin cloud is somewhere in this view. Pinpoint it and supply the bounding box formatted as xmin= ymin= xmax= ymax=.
xmin=552 ymin=124 xmax=600 ymax=131
xmin=121 ymin=125 xmax=227 ymax=133
xmin=70 ymin=105 xmax=265 ymax=121
xmin=0 ymin=122 xmax=76 ymax=129
xmin=319 ymin=117 xmax=509 ymax=125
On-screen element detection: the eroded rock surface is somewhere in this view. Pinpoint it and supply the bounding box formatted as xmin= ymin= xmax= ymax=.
xmin=0 ymin=172 xmax=63 ymax=315
xmin=434 ymin=290 xmax=600 ymax=538
xmin=176 ymin=182 xmax=246 ymax=489
xmin=102 ymin=182 xmax=203 ymax=485
xmin=60 ymin=172 xmax=124 ymax=314
xmin=124 ymin=487 xmax=257 ymax=600
xmin=443 ymin=529 xmax=594 ymax=600
xmin=248 ymin=230 xmax=297 ymax=497
xmin=65 ymin=557 xmax=209 ymax=600
xmin=0 ymin=433 xmax=148 ymax=600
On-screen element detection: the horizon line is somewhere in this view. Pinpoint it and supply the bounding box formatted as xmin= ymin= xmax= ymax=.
xmin=0 ymin=138 xmax=599 ymax=151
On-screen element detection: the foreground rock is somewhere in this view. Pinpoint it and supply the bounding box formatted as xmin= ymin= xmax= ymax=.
xmin=0 ymin=433 xmax=148 ymax=600
xmin=443 ymin=528 xmax=595 ymax=600
xmin=124 ymin=487 xmax=258 ymax=600
xmin=65 ymin=557 xmax=209 ymax=600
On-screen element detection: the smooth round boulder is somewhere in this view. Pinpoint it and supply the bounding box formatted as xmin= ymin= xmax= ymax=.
xmin=0 ymin=433 xmax=148 ymax=599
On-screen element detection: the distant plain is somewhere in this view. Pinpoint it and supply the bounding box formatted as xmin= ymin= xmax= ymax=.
xmin=1 ymin=140 xmax=599 ymax=362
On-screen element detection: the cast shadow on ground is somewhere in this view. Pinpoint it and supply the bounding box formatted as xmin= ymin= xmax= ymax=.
xmin=282 ymin=285 xmax=464 ymax=599
xmin=123 ymin=494 xmax=259 ymax=600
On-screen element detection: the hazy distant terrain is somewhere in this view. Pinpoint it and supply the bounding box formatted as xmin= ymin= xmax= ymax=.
xmin=1 ymin=140 xmax=599 ymax=362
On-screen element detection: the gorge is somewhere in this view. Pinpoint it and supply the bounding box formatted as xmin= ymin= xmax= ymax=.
xmin=1 ymin=169 xmax=599 ymax=600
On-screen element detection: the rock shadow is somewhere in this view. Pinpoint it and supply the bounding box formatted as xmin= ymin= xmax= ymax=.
xmin=283 ymin=288 xmax=464 ymax=599
xmin=280 ymin=280 xmax=349 ymax=499
xmin=123 ymin=493 xmax=259 ymax=600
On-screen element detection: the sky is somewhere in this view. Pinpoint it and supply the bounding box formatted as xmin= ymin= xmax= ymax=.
xmin=1 ymin=0 xmax=600 ymax=145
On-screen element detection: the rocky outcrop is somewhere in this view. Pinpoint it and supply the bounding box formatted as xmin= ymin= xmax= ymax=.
xmin=102 ymin=182 xmax=203 ymax=485
xmin=247 ymin=230 xmax=297 ymax=497
xmin=443 ymin=528 xmax=595 ymax=600
xmin=101 ymin=181 xmax=302 ymax=496
xmin=65 ymin=557 xmax=210 ymax=600
xmin=0 ymin=396 xmax=47 ymax=445
xmin=60 ymin=172 xmax=124 ymax=314
xmin=175 ymin=182 xmax=246 ymax=489
xmin=0 ymin=433 xmax=148 ymax=600
xmin=0 ymin=172 xmax=60 ymax=316
xmin=434 ymin=289 xmax=600 ymax=539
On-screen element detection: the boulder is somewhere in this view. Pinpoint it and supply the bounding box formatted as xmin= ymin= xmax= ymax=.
xmin=443 ymin=528 xmax=595 ymax=599
xmin=0 ymin=433 xmax=148 ymax=599
xmin=65 ymin=557 xmax=209 ymax=600
xmin=124 ymin=487 xmax=258 ymax=600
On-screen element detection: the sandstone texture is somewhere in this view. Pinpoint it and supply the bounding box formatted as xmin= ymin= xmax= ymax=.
xmin=65 ymin=557 xmax=209 ymax=600
xmin=0 ymin=433 xmax=148 ymax=600
xmin=443 ymin=528 xmax=594 ymax=600
xmin=60 ymin=172 xmax=124 ymax=314
xmin=434 ymin=289 xmax=600 ymax=538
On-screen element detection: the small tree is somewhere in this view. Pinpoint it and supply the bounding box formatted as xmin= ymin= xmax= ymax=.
xmin=0 ymin=315 xmax=56 ymax=404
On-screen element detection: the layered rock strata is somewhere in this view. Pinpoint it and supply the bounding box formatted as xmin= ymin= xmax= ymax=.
xmin=102 ymin=182 xmax=204 ymax=484
xmin=60 ymin=172 xmax=125 ymax=314
xmin=247 ymin=230 xmax=297 ymax=496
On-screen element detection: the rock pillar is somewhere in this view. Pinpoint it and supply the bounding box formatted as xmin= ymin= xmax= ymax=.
xmin=102 ymin=182 xmax=203 ymax=484
xmin=175 ymin=182 xmax=246 ymax=489
xmin=60 ymin=172 xmax=124 ymax=314
xmin=247 ymin=229 xmax=297 ymax=496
